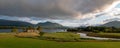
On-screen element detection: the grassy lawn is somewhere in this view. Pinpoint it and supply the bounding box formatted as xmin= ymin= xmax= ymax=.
xmin=43 ymin=32 xmax=80 ymax=39
xmin=40 ymin=32 xmax=81 ymax=41
xmin=87 ymin=33 xmax=120 ymax=39
xmin=0 ymin=33 xmax=120 ymax=48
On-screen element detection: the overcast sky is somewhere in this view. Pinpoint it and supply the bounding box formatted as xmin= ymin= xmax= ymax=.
xmin=0 ymin=0 xmax=120 ymax=27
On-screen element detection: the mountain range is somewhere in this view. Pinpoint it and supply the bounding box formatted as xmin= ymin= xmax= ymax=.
xmin=101 ymin=21 xmax=120 ymax=28
xmin=0 ymin=19 xmax=64 ymax=28
xmin=36 ymin=22 xmax=64 ymax=28
xmin=0 ymin=19 xmax=33 ymax=27
xmin=0 ymin=19 xmax=120 ymax=28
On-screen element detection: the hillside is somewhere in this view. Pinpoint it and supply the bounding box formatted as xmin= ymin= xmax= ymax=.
xmin=36 ymin=21 xmax=64 ymax=28
xmin=101 ymin=21 xmax=120 ymax=28
xmin=0 ymin=19 xmax=65 ymax=28
xmin=0 ymin=19 xmax=33 ymax=27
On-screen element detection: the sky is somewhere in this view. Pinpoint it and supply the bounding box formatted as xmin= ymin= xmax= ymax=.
xmin=0 ymin=0 xmax=120 ymax=27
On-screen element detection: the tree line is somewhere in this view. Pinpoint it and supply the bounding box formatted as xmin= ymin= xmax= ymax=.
xmin=67 ymin=26 xmax=120 ymax=33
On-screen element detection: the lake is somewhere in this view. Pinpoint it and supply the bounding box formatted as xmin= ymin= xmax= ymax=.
xmin=77 ymin=33 xmax=120 ymax=40
xmin=42 ymin=29 xmax=67 ymax=32
xmin=0 ymin=29 xmax=23 ymax=33
xmin=0 ymin=29 xmax=67 ymax=33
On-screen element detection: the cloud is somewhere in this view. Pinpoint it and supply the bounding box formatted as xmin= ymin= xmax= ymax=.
xmin=104 ymin=18 xmax=120 ymax=22
xmin=0 ymin=0 xmax=119 ymax=20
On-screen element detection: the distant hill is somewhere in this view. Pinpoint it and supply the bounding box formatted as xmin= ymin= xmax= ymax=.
xmin=0 ymin=19 xmax=33 ymax=27
xmin=101 ymin=21 xmax=120 ymax=28
xmin=36 ymin=21 xmax=65 ymax=28
xmin=0 ymin=19 xmax=66 ymax=28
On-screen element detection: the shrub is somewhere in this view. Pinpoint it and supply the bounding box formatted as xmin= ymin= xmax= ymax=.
xmin=11 ymin=28 xmax=18 ymax=33
xmin=39 ymin=32 xmax=45 ymax=36
xmin=93 ymin=30 xmax=99 ymax=33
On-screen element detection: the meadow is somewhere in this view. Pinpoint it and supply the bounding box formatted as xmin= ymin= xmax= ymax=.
xmin=40 ymin=32 xmax=81 ymax=42
xmin=87 ymin=33 xmax=120 ymax=39
xmin=0 ymin=33 xmax=120 ymax=48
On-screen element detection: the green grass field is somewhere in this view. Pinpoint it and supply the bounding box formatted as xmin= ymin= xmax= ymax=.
xmin=41 ymin=32 xmax=81 ymax=41
xmin=87 ymin=33 xmax=120 ymax=39
xmin=0 ymin=33 xmax=120 ymax=48
xmin=43 ymin=32 xmax=80 ymax=39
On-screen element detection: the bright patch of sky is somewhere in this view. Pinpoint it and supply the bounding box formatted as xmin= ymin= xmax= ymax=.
xmin=116 ymin=3 xmax=120 ymax=8
xmin=85 ymin=3 xmax=120 ymax=26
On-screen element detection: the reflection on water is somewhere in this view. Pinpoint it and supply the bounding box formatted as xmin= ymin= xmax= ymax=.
xmin=42 ymin=29 xmax=67 ymax=32
xmin=78 ymin=33 xmax=120 ymax=40
xmin=0 ymin=29 xmax=67 ymax=33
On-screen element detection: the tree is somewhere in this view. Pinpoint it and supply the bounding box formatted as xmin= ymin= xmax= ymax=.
xmin=39 ymin=32 xmax=45 ymax=36
xmin=23 ymin=27 xmax=27 ymax=32
xmin=27 ymin=26 xmax=33 ymax=30
xmin=37 ymin=26 xmax=42 ymax=32
xmin=11 ymin=27 xmax=18 ymax=33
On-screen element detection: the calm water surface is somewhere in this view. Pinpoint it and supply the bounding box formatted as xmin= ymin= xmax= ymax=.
xmin=0 ymin=29 xmax=23 ymax=33
xmin=0 ymin=29 xmax=67 ymax=33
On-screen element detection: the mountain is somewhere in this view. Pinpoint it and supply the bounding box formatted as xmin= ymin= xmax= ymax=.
xmin=36 ymin=21 xmax=64 ymax=28
xmin=101 ymin=21 xmax=120 ymax=28
xmin=0 ymin=19 xmax=33 ymax=27
xmin=0 ymin=19 xmax=65 ymax=28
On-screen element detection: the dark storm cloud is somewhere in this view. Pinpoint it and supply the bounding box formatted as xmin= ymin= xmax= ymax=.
xmin=0 ymin=0 xmax=118 ymax=19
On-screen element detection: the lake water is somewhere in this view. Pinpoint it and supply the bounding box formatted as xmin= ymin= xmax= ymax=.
xmin=77 ymin=33 xmax=120 ymax=40
xmin=0 ymin=29 xmax=23 ymax=33
xmin=0 ymin=29 xmax=67 ymax=33
xmin=42 ymin=29 xmax=67 ymax=32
